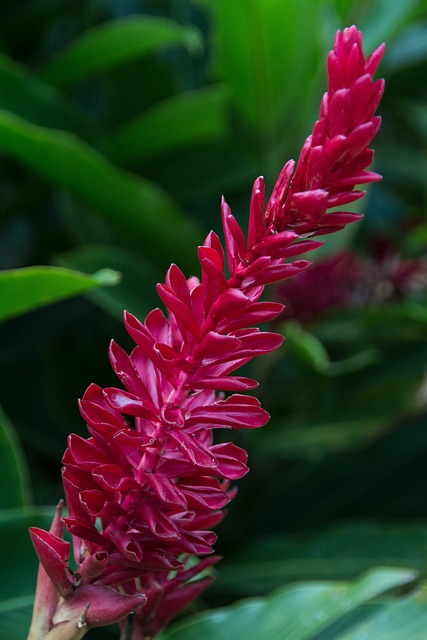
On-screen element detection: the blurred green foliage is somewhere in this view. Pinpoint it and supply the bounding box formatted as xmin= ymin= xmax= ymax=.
xmin=0 ymin=0 xmax=426 ymax=638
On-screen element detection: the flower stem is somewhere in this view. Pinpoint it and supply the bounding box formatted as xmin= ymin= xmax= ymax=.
xmin=119 ymin=613 xmax=134 ymax=640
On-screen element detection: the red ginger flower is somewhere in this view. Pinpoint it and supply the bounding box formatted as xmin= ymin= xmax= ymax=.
xmin=29 ymin=26 xmax=384 ymax=640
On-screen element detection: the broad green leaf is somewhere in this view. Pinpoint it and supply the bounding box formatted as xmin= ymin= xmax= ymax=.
xmin=405 ymin=220 xmax=427 ymax=254
xmin=325 ymin=583 xmax=427 ymax=640
xmin=359 ymin=303 xmax=427 ymax=326
xmin=110 ymin=85 xmax=229 ymax=165
xmin=331 ymin=0 xmax=356 ymax=20
xmin=0 ymin=406 xmax=31 ymax=508
xmin=39 ymin=16 xmax=202 ymax=88
xmin=0 ymin=507 xmax=55 ymax=600
xmin=284 ymin=323 xmax=380 ymax=376
xmin=284 ymin=322 xmax=331 ymax=373
xmin=0 ymin=265 xmax=119 ymax=322
xmin=384 ymin=23 xmax=427 ymax=72
xmin=0 ymin=53 xmax=96 ymax=139
xmin=159 ymin=568 xmax=416 ymax=640
xmin=0 ymin=604 xmax=33 ymax=640
xmin=258 ymin=417 xmax=382 ymax=458
xmin=400 ymin=100 xmax=427 ymax=144
xmin=56 ymin=244 xmax=163 ymax=320
xmin=0 ymin=110 xmax=204 ymax=271
xmin=0 ymin=507 xmax=55 ymax=640
xmin=360 ymin=0 xmax=422 ymax=52
xmin=377 ymin=145 xmax=427 ymax=191
xmin=208 ymin=0 xmax=325 ymax=150
xmin=215 ymin=521 xmax=427 ymax=597
xmin=137 ymin=136 xmax=257 ymax=205
xmin=260 ymin=337 xmax=426 ymax=457
xmin=333 ymin=0 xmax=422 ymax=51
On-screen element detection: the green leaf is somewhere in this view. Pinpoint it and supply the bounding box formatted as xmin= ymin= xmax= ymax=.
xmin=0 ymin=507 xmax=55 ymax=600
xmin=0 ymin=602 xmax=33 ymax=640
xmin=0 ymin=606 xmax=116 ymax=640
xmin=284 ymin=322 xmax=331 ymax=373
xmin=0 ymin=110 xmax=204 ymax=272
xmin=259 ymin=417 xmax=383 ymax=458
xmin=56 ymin=244 xmax=163 ymax=320
xmin=405 ymin=220 xmax=427 ymax=254
xmin=0 ymin=53 xmax=96 ymax=138
xmin=208 ymin=0 xmax=325 ymax=153
xmin=110 ymin=85 xmax=229 ymax=165
xmin=39 ymin=16 xmax=202 ymax=88
xmin=0 ymin=406 xmax=31 ymax=508
xmin=284 ymin=322 xmax=380 ymax=376
xmin=260 ymin=337 xmax=426 ymax=457
xmin=360 ymin=0 xmax=422 ymax=53
xmin=0 ymin=265 xmax=120 ymax=322
xmin=159 ymin=569 xmax=416 ymax=640
xmin=215 ymin=521 xmax=427 ymax=597
xmin=324 ymin=583 xmax=427 ymax=639
xmin=0 ymin=506 xmax=55 ymax=640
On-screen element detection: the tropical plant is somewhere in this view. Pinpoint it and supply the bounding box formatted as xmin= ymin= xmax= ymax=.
xmin=0 ymin=2 xmax=426 ymax=639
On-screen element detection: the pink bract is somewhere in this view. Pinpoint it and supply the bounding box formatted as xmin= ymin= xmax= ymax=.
xmin=29 ymin=26 xmax=385 ymax=640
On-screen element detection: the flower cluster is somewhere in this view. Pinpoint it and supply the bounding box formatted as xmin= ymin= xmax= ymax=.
xmin=276 ymin=243 xmax=427 ymax=324
xmin=28 ymin=26 xmax=385 ymax=640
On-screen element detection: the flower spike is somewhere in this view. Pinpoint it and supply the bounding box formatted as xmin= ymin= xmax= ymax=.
xmin=29 ymin=26 xmax=384 ymax=640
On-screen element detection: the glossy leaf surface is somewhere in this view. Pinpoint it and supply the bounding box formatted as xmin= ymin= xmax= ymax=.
xmin=0 ymin=265 xmax=119 ymax=322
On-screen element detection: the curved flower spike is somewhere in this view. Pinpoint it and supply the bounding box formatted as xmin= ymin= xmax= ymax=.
xmin=29 ymin=26 xmax=384 ymax=640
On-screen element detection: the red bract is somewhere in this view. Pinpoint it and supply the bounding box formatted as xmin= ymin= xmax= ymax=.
xmin=29 ymin=26 xmax=384 ymax=640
